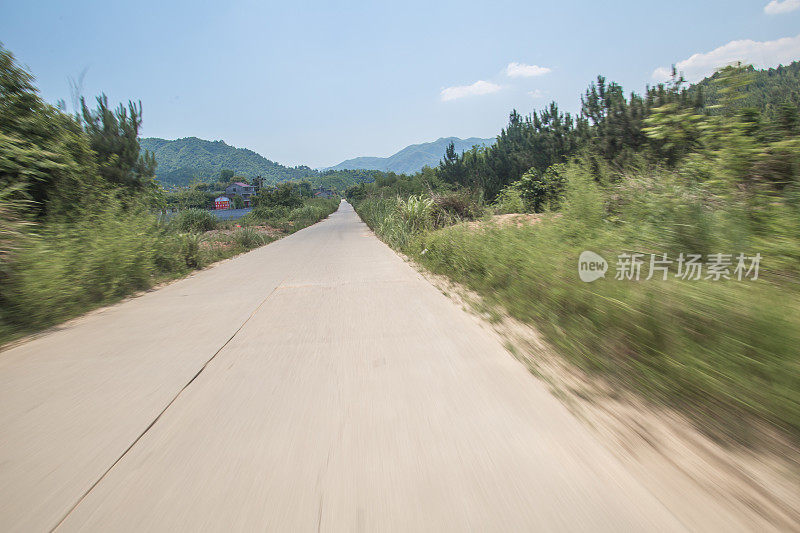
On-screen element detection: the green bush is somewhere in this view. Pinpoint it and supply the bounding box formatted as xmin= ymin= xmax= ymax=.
xmin=152 ymin=232 xmax=191 ymax=274
xmin=491 ymin=186 xmax=525 ymax=214
xmin=232 ymin=227 xmax=268 ymax=248
xmin=288 ymin=204 xmax=323 ymax=222
xmin=174 ymin=208 xmax=216 ymax=233
xmin=249 ymin=205 xmax=290 ymax=221
xmin=397 ymin=195 xmax=434 ymax=233
xmin=178 ymin=232 xmax=204 ymax=268
xmin=253 ymin=182 xmax=303 ymax=209
xmin=517 ymin=164 xmax=567 ymax=212
xmin=430 ymin=189 xmax=484 ymax=225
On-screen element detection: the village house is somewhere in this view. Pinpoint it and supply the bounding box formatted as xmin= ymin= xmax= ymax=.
xmin=224 ymin=182 xmax=257 ymax=207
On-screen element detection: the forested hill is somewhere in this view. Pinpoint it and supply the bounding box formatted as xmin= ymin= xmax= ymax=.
xmin=690 ymin=60 xmax=800 ymax=119
xmin=328 ymin=137 xmax=495 ymax=174
xmin=139 ymin=137 xmax=315 ymax=187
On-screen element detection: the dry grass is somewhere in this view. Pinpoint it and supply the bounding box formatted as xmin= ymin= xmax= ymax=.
xmin=465 ymin=213 xmax=548 ymax=230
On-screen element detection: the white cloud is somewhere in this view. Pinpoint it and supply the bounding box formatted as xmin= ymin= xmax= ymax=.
xmin=528 ymin=89 xmax=545 ymax=98
xmin=440 ymin=80 xmax=502 ymax=101
xmin=506 ymin=62 xmax=551 ymax=77
xmin=652 ymin=66 xmax=674 ymax=81
xmin=764 ymin=0 xmax=800 ymax=14
xmin=652 ymin=33 xmax=800 ymax=82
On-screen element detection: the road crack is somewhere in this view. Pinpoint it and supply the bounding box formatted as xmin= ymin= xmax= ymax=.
xmin=49 ymin=281 xmax=286 ymax=532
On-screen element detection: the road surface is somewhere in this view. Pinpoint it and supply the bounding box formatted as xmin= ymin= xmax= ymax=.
xmin=0 ymin=201 xmax=688 ymax=531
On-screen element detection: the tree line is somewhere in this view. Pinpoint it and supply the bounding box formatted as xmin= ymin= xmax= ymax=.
xmin=427 ymin=62 xmax=799 ymax=204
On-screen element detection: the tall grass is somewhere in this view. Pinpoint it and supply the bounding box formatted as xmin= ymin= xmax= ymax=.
xmin=1 ymin=204 xmax=161 ymax=331
xmin=0 ymin=182 xmax=31 ymax=268
xmin=0 ymin=197 xmax=340 ymax=345
xmin=173 ymin=208 xmax=217 ymax=233
xmin=397 ymin=195 xmax=434 ymax=233
xmin=361 ymin=164 xmax=800 ymax=442
xmin=355 ymin=192 xmax=484 ymax=249
xmin=244 ymin=198 xmax=339 ymax=232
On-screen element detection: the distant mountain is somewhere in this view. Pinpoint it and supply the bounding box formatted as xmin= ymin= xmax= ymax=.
xmin=328 ymin=137 xmax=496 ymax=174
xmin=139 ymin=137 xmax=315 ymax=187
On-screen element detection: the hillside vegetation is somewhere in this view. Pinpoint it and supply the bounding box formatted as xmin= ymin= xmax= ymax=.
xmin=328 ymin=136 xmax=495 ymax=174
xmin=691 ymin=60 xmax=800 ymax=120
xmin=348 ymin=64 xmax=800 ymax=443
xmin=139 ymin=137 xmax=315 ymax=186
xmin=141 ymin=136 xmax=379 ymax=191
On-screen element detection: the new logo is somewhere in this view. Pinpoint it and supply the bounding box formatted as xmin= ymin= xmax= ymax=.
xmin=578 ymin=251 xmax=607 ymax=282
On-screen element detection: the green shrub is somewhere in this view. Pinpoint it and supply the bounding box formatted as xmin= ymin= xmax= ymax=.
xmin=152 ymin=232 xmax=189 ymax=274
xmin=174 ymin=208 xmax=216 ymax=233
xmin=288 ymin=204 xmax=322 ymax=222
xmin=430 ymin=189 xmax=484 ymax=225
xmin=397 ymin=195 xmax=433 ymax=233
xmin=249 ymin=205 xmax=290 ymax=221
xmin=491 ymin=185 xmax=525 ymax=214
xmin=253 ymin=182 xmax=303 ymax=209
xmin=179 ymin=232 xmax=203 ymax=268
xmin=232 ymin=227 xmax=268 ymax=248
xmin=517 ymin=164 xmax=567 ymax=212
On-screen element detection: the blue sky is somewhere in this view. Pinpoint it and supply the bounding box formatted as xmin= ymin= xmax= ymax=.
xmin=2 ymin=0 xmax=799 ymax=168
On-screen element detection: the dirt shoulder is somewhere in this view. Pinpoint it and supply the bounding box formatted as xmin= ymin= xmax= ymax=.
xmin=415 ymin=264 xmax=800 ymax=532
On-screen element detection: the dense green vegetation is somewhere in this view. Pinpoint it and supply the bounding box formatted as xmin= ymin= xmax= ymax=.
xmin=307 ymin=168 xmax=378 ymax=191
xmin=140 ymin=137 xmax=315 ymax=186
xmin=0 ymin=45 xmax=338 ymax=345
xmin=692 ymin=60 xmax=800 ymax=121
xmin=328 ymin=137 xmax=495 ymax=174
xmin=348 ymin=63 xmax=800 ymax=442
xmin=141 ymin=136 xmax=378 ymax=190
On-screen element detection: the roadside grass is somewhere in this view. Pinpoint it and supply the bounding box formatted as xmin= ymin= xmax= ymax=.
xmin=355 ymin=192 xmax=485 ymax=249
xmin=0 ymin=197 xmax=339 ymax=347
xmin=241 ymin=198 xmax=339 ymax=233
xmin=354 ymin=167 xmax=800 ymax=443
xmin=411 ymin=220 xmax=800 ymax=443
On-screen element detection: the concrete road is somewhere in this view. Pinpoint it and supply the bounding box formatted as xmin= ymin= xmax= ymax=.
xmin=0 ymin=201 xmax=687 ymax=531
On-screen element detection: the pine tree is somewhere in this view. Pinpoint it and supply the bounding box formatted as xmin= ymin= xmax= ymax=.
xmin=80 ymin=95 xmax=156 ymax=189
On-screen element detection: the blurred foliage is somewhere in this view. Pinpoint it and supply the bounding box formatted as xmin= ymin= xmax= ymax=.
xmin=690 ymin=61 xmax=800 ymax=121
xmin=412 ymin=163 xmax=800 ymax=442
xmin=0 ymin=44 xmax=338 ymax=344
xmin=348 ymin=62 xmax=800 ymax=442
